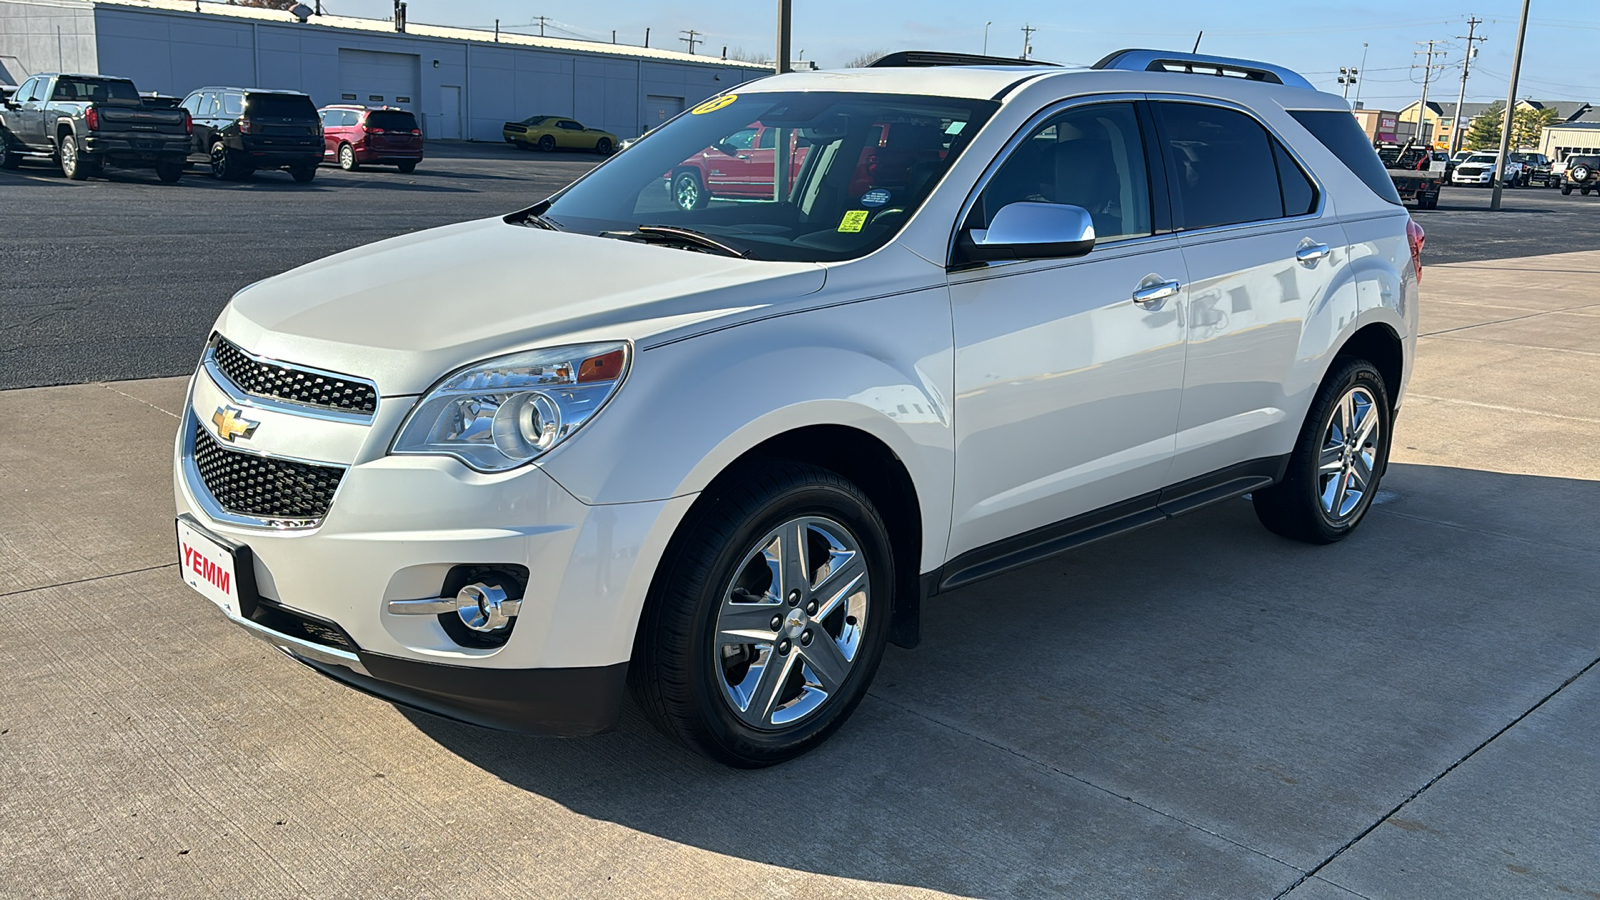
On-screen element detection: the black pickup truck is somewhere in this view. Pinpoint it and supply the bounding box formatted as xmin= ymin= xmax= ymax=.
xmin=1 ymin=73 xmax=190 ymax=181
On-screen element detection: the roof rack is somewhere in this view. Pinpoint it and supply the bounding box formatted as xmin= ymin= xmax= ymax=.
xmin=867 ymin=51 xmax=1059 ymax=69
xmin=1091 ymin=49 xmax=1314 ymax=91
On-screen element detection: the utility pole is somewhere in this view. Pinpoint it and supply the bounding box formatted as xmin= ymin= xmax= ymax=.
xmin=1492 ymin=0 xmax=1532 ymax=210
xmin=532 ymin=15 xmax=550 ymax=37
xmin=1450 ymin=17 xmax=1486 ymax=155
xmin=680 ymin=29 xmax=703 ymax=55
xmin=1411 ymin=40 xmax=1447 ymax=147
xmin=1353 ymin=42 xmax=1369 ymax=106
xmin=776 ymin=0 xmax=792 ymax=73
xmin=1020 ymin=23 xmax=1037 ymax=60
xmin=494 ymin=19 xmax=499 ymax=42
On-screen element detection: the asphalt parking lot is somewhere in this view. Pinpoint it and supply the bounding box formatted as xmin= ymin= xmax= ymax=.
xmin=3 ymin=145 xmax=1599 ymax=898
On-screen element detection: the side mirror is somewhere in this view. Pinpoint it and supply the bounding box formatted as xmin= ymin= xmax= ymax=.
xmin=2 ymin=99 xmax=18 ymax=111
xmin=958 ymin=201 xmax=1096 ymax=262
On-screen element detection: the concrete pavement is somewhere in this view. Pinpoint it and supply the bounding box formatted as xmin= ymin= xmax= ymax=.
xmin=1 ymin=250 xmax=1598 ymax=898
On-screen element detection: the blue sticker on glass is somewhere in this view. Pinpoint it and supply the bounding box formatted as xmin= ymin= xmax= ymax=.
xmin=860 ymin=188 xmax=891 ymax=208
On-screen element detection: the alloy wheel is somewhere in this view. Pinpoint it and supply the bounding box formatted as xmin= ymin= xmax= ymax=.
xmin=675 ymin=175 xmax=701 ymax=210
xmin=60 ymin=138 xmax=76 ymax=175
xmin=712 ymin=516 xmax=870 ymax=730
xmin=1318 ymin=386 xmax=1381 ymax=521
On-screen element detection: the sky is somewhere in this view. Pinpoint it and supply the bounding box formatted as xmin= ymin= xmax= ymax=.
xmin=324 ymin=1 xmax=1598 ymax=110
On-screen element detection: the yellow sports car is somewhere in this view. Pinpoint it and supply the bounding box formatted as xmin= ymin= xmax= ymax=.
xmin=501 ymin=115 xmax=617 ymax=154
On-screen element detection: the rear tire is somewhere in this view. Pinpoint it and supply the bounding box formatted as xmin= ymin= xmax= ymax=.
xmin=397 ymin=160 xmax=417 ymax=174
xmin=1562 ymin=185 xmax=1573 ymax=195
xmin=289 ymin=164 xmax=316 ymax=183
xmin=538 ymin=134 xmax=556 ymax=152
xmin=1253 ymin=358 xmax=1392 ymax=544
xmin=630 ymin=461 xmax=894 ymax=767
xmin=156 ymin=161 xmax=184 ymax=184
xmin=210 ymin=140 xmax=247 ymax=180
xmin=338 ymin=143 xmax=358 ymax=171
xmin=59 ymin=134 xmax=90 ymax=180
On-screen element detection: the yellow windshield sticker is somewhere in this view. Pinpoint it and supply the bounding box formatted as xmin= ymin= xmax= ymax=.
xmin=838 ymin=210 xmax=869 ymax=233
xmin=690 ymin=94 xmax=738 ymax=115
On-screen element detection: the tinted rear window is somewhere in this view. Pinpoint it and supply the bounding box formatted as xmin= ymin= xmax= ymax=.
xmin=1155 ymin=102 xmax=1285 ymax=230
xmin=1288 ymin=110 xmax=1403 ymax=205
xmin=366 ymin=110 xmax=416 ymax=131
xmin=52 ymin=78 xmax=142 ymax=107
xmin=1570 ymin=156 xmax=1600 ymax=167
xmin=246 ymin=93 xmax=317 ymax=119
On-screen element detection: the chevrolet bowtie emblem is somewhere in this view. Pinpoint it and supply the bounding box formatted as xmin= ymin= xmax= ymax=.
xmin=212 ymin=405 xmax=260 ymax=443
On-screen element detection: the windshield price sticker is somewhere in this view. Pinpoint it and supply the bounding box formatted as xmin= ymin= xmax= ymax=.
xmin=838 ymin=210 xmax=869 ymax=233
xmin=691 ymin=94 xmax=738 ymax=115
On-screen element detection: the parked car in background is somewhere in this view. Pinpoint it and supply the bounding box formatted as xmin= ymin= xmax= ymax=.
xmin=502 ymin=114 xmax=616 ymax=153
xmin=319 ymin=105 xmax=423 ymax=172
xmin=1509 ymin=151 xmax=1554 ymax=187
xmin=180 ymin=87 xmax=322 ymax=182
xmin=175 ymin=51 xmax=1419 ymax=766
xmin=1451 ymin=150 xmax=1522 ymax=187
xmin=1377 ymin=143 xmax=1444 ymax=208
xmin=1560 ymin=154 xmax=1600 ymax=195
xmin=0 ymin=73 xmax=190 ymax=181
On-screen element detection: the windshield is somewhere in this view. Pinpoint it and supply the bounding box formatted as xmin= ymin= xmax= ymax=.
xmin=52 ymin=78 xmax=142 ymax=107
xmin=537 ymin=91 xmax=998 ymax=263
xmin=1466 ymin=155 xmax=1497 ymax=164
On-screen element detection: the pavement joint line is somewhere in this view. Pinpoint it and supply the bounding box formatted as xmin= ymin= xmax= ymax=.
xmin=1419 ymin=300 xmax=1600 ymax=338
xmin=1269 ymin=653 xmax=1600 ymax=899
xmin=1405 ymin=393 xmax=1600 ymax=425
xmin=1307 ymin=875 xmax=1380 ymax=900
xmin=99 ymin=381 xmax=181 ymax=419
xmin=1377 ymin=507 xmax=1597 ymax=554
xmin=1423 ymin=332 xmax=1600 ymax=359
xmin=863 ymin=691 xmax=1304 ymax=875
xmin=0 ymin=563 xmax=177 ymax=600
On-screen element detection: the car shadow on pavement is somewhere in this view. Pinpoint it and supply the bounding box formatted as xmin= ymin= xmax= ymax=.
xmin=400 ymin=463 xmax=1600 ymax=896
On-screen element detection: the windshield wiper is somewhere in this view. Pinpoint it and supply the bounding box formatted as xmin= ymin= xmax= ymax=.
xmin=511 ymin=200 xmax=563 ymax=232
xmin=601 ymin=225 xmax=750 ymax=259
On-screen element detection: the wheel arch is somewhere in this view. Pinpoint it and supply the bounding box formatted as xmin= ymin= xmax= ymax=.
xmin=1331 ymin=320 xmax=1404 ymax=412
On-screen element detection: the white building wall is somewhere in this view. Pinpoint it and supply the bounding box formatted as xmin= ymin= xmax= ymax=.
xmin=0 ymin=0 xmax=98 ymax=80
xmin=48 ymin=3 xmax=766 ymax=140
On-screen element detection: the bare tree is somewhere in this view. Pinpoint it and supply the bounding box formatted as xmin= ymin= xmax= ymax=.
xmin=725 ymin=47 xmax=773 ymax=65
xmin=229 ymin=0 xmax=299 ymax=8
xmin=843 ymin=49 xmax=887 ymax=69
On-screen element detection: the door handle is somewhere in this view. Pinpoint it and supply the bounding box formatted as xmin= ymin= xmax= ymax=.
xmin=1132 ymin=279 xmax=1182 ymax=310
xmin=1296 ymin=240 xmax=1332 ymax=265
xmin=736 ymin=154 xmax=750 ymax=159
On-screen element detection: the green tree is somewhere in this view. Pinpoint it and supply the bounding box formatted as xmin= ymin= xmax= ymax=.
xmin=1513 ymin=106 xmax=1559 ymax=149
xmin=1464 ymin=102 xmax=1505 ymax=150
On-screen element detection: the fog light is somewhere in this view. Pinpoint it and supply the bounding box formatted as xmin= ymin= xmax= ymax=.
xmin=455 ymin=582 xmax=520 ymax=633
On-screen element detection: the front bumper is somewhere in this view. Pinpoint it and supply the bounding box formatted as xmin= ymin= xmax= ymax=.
xmin=1452 ymin=172 xmax=1493 ymax=184
xmin=174 ymin=360 xmax=692 ymax=734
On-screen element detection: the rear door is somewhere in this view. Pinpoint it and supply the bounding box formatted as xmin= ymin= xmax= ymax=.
xmin=1151 ymin=100 xmax=1349 ymax=485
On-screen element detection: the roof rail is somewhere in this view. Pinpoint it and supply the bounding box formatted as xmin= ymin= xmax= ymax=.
xmin=867 ymin=51 xmax=1059 ymax=69
xmin=1091 ymin=49 xmax=1314 ymax=91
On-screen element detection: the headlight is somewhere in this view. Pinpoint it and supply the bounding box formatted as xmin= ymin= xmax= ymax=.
xmin=391 ymin=342 xmax=629 ymax=472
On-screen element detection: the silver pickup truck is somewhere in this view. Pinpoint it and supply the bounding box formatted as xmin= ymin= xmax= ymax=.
xmin=1 ymin=73 xmax=190 ymax=181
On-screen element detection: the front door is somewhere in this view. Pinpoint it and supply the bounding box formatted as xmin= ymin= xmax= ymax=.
xmin=14 ymin=77 xmax=45 ymax=147
xmin=437 ymin=86 xmax=461 ymax=139
xmin=947 ymin=100 xmax=1188 ymax=559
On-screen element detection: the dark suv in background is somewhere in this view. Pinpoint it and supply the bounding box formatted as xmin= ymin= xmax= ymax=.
xmin=179 ymin=87 xmax=322 ymax=182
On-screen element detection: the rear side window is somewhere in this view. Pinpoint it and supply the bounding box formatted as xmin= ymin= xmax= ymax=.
xmin=246 ymin=93 xmax=317 ymax=119
xmin=1154 ymin=102 xmax=1285 ymax=230
xmin=1288 ymin=109 xmax=1403 ymax=206
xmin=1274 ymin=142 xmax=1317 ymax=217
xmin=366 ymin=110 xmax=416 ymax=131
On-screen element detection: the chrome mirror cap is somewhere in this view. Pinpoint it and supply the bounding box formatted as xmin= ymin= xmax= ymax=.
xmin=960 ymin=201 xmax=1096 ymax=262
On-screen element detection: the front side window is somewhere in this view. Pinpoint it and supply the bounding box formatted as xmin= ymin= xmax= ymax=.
xmin=538 ymin=91 xmax=997 ymax=263
xmin=970 ymin=101 xmax=1152 ymax=243
xmin=559 ymin=120 xmax=582 ymax=130
xmin=1156 ymin=102 xmax=1291 ymax=230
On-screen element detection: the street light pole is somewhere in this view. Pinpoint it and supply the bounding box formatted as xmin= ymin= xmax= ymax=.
xmin=1491 ymin=0 xmax=1532 ymax=210
xmin=1355 ymin=42 xmax=1368 ymax=106
xmin=983 ymin=21 xmax=992 ymax=56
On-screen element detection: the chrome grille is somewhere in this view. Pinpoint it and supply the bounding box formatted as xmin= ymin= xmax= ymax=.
xmin=191 ymin=425 xmax=344 ymax=522
xmin=210 ymin=336 xmax=378 ymax=415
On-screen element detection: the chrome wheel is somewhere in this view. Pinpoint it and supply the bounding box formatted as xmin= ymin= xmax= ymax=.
xmin=713 ymin=516 xmax=869 ymax=731
xmin=1318 ymin=386 xmax=1380 ymax=521
xmin=674 ymin=173 xmax=702 ymax=210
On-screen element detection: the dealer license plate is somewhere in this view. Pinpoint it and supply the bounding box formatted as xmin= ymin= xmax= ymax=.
xmin=176 ymin=518 xmax=242 ymax=617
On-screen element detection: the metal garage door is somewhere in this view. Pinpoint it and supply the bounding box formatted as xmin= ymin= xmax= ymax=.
xmin=644 ymin=95 xmax=683 ymax=134
xmin=337 ymin=49 xmax=420 ymax=112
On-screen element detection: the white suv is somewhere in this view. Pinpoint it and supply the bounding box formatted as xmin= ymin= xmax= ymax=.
xmin=174 ymin=50 xmax=1421 ymax=766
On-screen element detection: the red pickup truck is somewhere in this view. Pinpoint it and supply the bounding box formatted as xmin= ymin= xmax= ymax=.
xmin=669 ymin=121 xmax=948 ymax=211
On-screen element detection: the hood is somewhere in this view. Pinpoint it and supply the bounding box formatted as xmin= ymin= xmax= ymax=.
xmin=217 ymin=218 xmax=827 ymax=395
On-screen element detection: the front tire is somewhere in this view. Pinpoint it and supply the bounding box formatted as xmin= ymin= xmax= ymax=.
xmin=0 ymin=134 xmax=20 ymax=169
xmin=631 ymin=461 xmax=894 ymax=767
xmin=595 ymin=137 xmax=613 ymax=155
xmin=1562 ymin=185 xmax=1573 ymax=195
xmin=672 ymin=170 xmax=707 ymax=211
xmin=1253 ymin=359 xmax=1392 ymax=544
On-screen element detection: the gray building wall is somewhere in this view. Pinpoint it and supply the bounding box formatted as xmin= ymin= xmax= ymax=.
xmin=0 ymin=0 xmax=97 ymax=82
xmin=0 ymin=1 xmax=765 ymax=139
